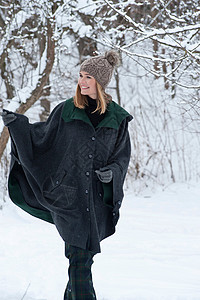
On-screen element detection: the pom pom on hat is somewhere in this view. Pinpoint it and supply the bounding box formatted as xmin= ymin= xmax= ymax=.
xmin=80 ymin=50 xmax=120 ymax=89
xmin=105 ymin=50 xmax=120 ymax=67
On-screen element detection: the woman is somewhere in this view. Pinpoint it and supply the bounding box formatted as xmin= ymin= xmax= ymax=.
xmin=1 ymin=50 xmax=133 ymax=299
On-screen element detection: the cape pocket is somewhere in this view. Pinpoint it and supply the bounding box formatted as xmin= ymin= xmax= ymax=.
xmin=42 ymin=170 xmax=78 ymax=209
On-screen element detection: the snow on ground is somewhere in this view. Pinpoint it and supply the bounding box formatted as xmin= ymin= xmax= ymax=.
xmin=1 ymin=182 xmax=200 ymax=300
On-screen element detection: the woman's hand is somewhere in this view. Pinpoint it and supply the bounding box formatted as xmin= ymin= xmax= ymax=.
xmin=0 ymin=109 xmax=17 ymax=126
xmin=95 ymin=167 xmax=113 ymax=183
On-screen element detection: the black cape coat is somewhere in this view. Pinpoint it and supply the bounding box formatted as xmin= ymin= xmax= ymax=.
xmin=7 ymin=97 xmax=133 ymax=253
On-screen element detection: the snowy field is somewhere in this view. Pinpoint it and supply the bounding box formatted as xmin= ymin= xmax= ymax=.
xmin=1 ymin=183 xmax=200 ymax=300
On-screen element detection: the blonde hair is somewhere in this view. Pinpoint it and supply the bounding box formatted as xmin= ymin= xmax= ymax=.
xmin=74 ymin=82 xmax=112 ymax=114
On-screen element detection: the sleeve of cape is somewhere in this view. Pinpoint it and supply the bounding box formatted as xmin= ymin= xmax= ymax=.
xmin=102 ymin=116 xmax=132 ymax=226
xmin=7 ymin=102 xmax=65 ymax=224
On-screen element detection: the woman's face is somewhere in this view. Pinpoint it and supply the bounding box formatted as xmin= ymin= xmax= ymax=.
xmin=78 ymin=71 xmax=97 ymax=99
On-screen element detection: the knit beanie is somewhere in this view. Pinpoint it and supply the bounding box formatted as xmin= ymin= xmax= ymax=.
xmin=80 ymin=50 xmax=120 ymax=90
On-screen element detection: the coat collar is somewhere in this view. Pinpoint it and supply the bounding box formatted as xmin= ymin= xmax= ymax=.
xmin=61 ymin=97 xmax=133 ymax=130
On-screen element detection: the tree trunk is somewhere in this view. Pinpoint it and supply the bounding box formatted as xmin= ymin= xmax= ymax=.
xmin=0 ymin=18 xmax=55 ymax=160
xmin=40 ymin=78 xmax=51 ymax=122
xmin=114 ymin=69 xmax=121 ymax=106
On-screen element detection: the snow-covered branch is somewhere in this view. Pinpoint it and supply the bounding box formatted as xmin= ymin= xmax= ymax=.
xmin=95 ymin=0 xmax=200 ymax=90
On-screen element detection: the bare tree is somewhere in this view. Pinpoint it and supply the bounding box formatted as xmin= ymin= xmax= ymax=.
xmin=0 ymin=1 xmax=57 ymax=159
xmin=95 ymin=0 xmax=200 ymax=90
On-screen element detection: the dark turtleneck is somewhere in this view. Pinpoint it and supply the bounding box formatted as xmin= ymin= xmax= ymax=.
xmin=85 ymin=96 xmax=106 ymax=128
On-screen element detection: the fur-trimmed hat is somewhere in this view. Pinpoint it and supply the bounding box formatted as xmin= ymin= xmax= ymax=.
xmin=80 ymin=50 xmax=120 ymax=89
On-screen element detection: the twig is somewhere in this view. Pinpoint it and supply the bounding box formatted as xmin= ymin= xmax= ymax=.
xmin=21 ymin=283 xmax=31 ymax=300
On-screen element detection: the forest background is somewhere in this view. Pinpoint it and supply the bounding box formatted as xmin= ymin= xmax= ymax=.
xmin=0 ymin=0 xmax=200 ymax=205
